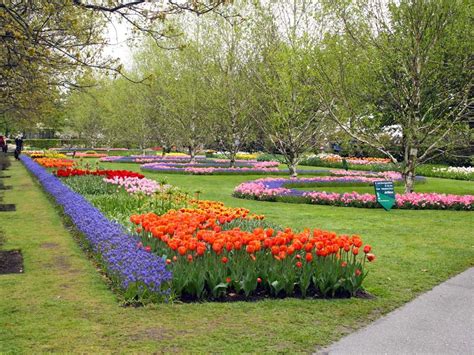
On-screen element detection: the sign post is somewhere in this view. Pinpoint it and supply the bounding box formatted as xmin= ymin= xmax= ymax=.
xmin=374 ymin=181 xmax=395 ymax=211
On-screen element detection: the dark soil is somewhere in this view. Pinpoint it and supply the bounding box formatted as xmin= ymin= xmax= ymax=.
xmin=0 ymin=250 xmax=24 ymax=274
xmin=176 ymin=287 xmax=375 ymax=303
xmin=0 ymin=204 xmax=16 ymax=212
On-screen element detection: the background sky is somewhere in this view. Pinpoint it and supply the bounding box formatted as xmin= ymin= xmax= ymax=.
xmin=104 ymin=19 xmax=134 ymax=68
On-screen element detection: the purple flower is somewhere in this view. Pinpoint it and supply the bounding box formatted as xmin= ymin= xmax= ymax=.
xmin=21 ymin=156 xmax=172 ymax=299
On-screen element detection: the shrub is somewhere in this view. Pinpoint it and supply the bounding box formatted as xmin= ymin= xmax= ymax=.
xmin=257 ymin=153 xmax=285 ymax=163
xmin=24 ymin=139 xmax=87 ymax=149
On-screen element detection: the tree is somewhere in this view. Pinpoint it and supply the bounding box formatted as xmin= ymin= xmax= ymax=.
xmin=316 ymin=0 xmax=473 ymax=192
xmin=64 ymin=75 xmax=108 ymax=147
xmin=148 ymin=40 xmax=213 ymax=161
xmin=1 ymin=1 xmax=226 ymax=122
xmin=199 ymin=6 xmax=260 ymax=166
xmin=250 ymin=1 xmax=329 ymax=176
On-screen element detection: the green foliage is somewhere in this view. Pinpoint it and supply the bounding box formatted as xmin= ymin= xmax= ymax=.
xmin=88 ymin=190 xmax=190 ymax=227
xmin=221 ymin=218 xmax=282 ymax=233
xmin=61 ymin=175 xmax=117 ymax=196
xmin=300 ymin=156 xmax=400 ymax=172
xmin=24 ymin=139 xmax=87 ymax=149
xmin=256 ymin=153 xmax=285 ymax=163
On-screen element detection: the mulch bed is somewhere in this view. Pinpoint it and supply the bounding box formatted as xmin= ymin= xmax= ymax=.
xmin=0 ymin=250 xmax=24 ymax=274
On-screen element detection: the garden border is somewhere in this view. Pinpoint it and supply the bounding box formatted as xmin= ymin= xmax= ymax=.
xmin=20 ymin=155 xmax=172 ymax=302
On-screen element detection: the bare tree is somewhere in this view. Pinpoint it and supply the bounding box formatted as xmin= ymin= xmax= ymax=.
xmin=250 ymin=0 xmax=329 ymax=176
xmin=316 ymin=0 xmax=472 ymax=192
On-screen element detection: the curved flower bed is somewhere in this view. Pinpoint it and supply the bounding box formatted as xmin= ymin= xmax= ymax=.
xmin=101 ymin=155 xmax=207 ymax=163
xmin=233 ymin=176 xmax=473 ymax=210
xmin=102 ymin=155 xmax=279 ymax=167
xmin=141 ymin=164 xmax=281 ymax=175
xmin=21 ymin=156 xmax=171 ymax=301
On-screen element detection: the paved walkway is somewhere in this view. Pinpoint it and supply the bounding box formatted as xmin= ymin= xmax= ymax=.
xmin=319 ymin=268 xmax=474 ymax=355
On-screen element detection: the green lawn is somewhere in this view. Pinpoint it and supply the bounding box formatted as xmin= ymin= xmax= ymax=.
xmin=0 ymin=159 xmax=473 ymax=352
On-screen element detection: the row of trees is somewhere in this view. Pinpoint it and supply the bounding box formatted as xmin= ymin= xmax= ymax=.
xmin=66 ymin=1 xmax=336 ymax=175
xmin=4 ymin=1 xmax=472 ymax=192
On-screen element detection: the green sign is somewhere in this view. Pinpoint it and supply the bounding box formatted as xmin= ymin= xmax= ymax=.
xmin=374 ymin=181 xmax=395 ymax=211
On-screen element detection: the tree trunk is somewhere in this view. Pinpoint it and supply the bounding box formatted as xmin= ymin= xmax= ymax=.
xmin=288 ymin=163 xmax=298 ymax=177
xmin=403 ymin=148 xmax=418 ymax=193
xmin=403 ymin=170 xmax=415 ymax=193
xmin=229 ymin=143 xmax=238 ymax=168
xmin=229 ymin=153 xmax=236 ymax=168
xmin=188 ymin=146 xmax=196 ymax=163
xmin=282 ymin=147 xmax=298 ymax=177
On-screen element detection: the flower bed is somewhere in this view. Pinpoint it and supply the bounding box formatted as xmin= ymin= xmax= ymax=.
xmin=233 ymin=175 xmax=473 ymax=210
xmin=24 ymin=156 xmax=378 ymax=301
xmin=138 ymin=158 xmax=289 ymax=175
xmin=102 ymin=155 xmax=280 ymax=168
xmin=34 ymin=158 xmax=75 ymax=168
xmin=75 ymin=152 xmax=108 ymax=158
xmin=104 ymin=176 xmax=173 ymax=196
xmin=142 ymin=164 xmax=281 ymax=175
xmin=23 ymin=151 xmax=67 ymax=159
xmin=21 ymin=156 xmax=171 ymax=302
xmin=101 ymin=155 xmax=206 ymax=163
xmin=315 ymin=153 xmax=391 ymax=165
xmin=301 ymin=154 xmax=398 ymax=172
xmin=132 ymin=200 xmax=375 ymax=299
xmin=56 ymin=168 xmax=145 ymax=179
xmin=416 ymin=165 xmax=474 ymax=181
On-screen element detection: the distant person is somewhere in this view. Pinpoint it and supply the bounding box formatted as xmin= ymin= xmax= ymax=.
xmin=0 ymin=135 xmax=6 ymax=154
xmin=14 ymin=135 xmax=23 ymax=160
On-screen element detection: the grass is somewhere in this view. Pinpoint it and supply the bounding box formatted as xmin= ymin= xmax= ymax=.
xmin=0 ymin=159 xmax=473 ymax=352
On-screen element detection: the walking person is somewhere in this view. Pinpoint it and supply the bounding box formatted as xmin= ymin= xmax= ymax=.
xmin=14 ymin=134 xmax=23 ymax=160
xmin=0 ymin=135 xmax=6 ymax=154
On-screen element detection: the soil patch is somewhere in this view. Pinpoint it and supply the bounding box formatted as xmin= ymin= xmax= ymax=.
xmin=40 ymin=242 xmax=60 ymax=249
xmin=0 ymin=250 xmax=24 ymax=274
xmin=0 ymin=204 xmax=16 ymax=212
